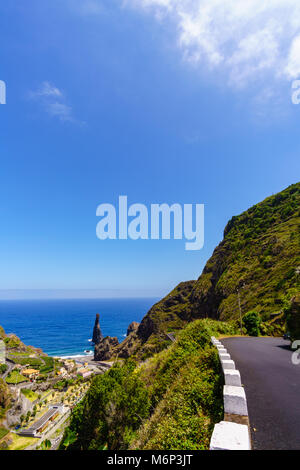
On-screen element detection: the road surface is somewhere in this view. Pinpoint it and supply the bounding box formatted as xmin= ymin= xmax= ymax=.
xmin=222 ymin=337 xmax=300 ymax=450
xmin=2 ymin=359 xmax=14 ymax=379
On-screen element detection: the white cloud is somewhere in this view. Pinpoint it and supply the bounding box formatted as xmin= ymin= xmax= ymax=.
xmin=46 ymin=102 xmax=73 ymax=122
xmin=29 ymin=81 xmax=82 ymax=124
xmin=122 ymin=0 xmax=300 ymax=86
xmin=34 ymin=81 xmax=63 ymax=98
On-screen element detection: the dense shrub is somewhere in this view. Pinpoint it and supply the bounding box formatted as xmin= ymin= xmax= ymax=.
xmin=243 ymin=311 xmax=261 ymax=336
xmin=62 ymin=360 xmax=150 ymax=450
xmin=62 ymin=319 xmax=234 ymax=451
xmin=285 ymin=295 xmax=300 ymax=342
xmin=0 ymin=364 xmax=7 ymax=375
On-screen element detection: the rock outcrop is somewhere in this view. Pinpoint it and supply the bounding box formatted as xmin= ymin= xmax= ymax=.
xmin=94 ymin=337 xmax=119 ymax=361
xmin=92 ymin=313 xmax=103 ymax=345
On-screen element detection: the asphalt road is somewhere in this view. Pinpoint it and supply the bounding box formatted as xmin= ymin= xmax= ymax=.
xmin=2 ymin=359 xmax=14 ymax=379
xmin=222 ymin=337 xmax=300 ymax=450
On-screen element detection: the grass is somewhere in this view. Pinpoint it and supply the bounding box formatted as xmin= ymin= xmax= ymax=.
xmin=21 ymin=388 xmax=38 ymax=402
xmin=0 ymin=427 xmax=9 ymax=440
xmin=6 ymin=433 xmax=37 ymax=450
xmin=5 ymin=370 xmax=28 ymax=384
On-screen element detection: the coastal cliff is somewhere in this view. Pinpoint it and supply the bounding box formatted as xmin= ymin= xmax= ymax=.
xmin=113 ymin=182 xmax=300 ymax=359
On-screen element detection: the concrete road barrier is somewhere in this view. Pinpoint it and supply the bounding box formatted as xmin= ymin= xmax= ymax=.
xmin=223 ymin=385 xmax=248 ymax=416
xmin=210 ymin=421 xmax=251 ymax=450
xmin=210 ymin=337 xmax=251 ymax=450
xmin=219 ymin=353 xmax=231 ymax=360
xmin=224 ymin=369 xmax=242 ymax=387
xmin=221 ymin=359 xmax=236 ymax=370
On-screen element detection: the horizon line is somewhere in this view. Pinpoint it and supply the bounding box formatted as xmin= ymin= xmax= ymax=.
xmin=0 ymin=288 xmax=164 ymax=301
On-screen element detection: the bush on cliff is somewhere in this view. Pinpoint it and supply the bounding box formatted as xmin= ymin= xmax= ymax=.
xmin=0 ymin=378 xmax=11 ymax=421
xmin=62 ymin=360 xmax=150 ymax=450
xmin=62 ymin=319 xmax=237 ymax=450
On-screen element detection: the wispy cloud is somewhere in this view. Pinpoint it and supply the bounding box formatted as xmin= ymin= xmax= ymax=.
xmin=29 ymin=81 xmax=63 ymax=99
xmin=29 ymin=81 xmax=83 ymax=124
xmin=122 ymin=0 xmax=300 ymax=87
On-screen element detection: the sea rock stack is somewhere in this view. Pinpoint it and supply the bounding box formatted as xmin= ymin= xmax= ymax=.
xmin=92 ymin=313 xmax=103 ymax=345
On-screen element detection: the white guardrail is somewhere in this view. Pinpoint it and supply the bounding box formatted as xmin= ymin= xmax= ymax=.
xmin=209 ymin=337 xmax=251 ymax=451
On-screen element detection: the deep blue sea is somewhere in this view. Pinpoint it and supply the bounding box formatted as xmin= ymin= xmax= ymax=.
xmin=0 ymin=298 xmax=157 ymax=358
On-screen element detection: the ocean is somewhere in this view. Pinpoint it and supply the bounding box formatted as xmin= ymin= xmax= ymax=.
xmin=0 ymin=298 xmax=158 ymax=358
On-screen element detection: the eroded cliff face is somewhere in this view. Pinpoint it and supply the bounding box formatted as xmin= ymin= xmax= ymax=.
xmin=94 ymin=336 xmax=119 ymax=361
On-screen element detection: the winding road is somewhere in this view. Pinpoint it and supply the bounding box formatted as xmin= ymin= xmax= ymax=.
xmin=222 ymin=337 xmax=300 ymax=450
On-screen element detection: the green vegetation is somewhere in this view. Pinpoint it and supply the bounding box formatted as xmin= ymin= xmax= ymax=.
xmin=285 ymin=295 xmax=300 ymax=342
xmin=62 ymin=319 xmax=237 ymax=450
xmin=61 ymin=361 xmax=149 ymax=450
xmin=0 ymin=426 xmax=9 ymax=440
xmin=7 ymin=354 xmax=58 ymax=376
xmin=0 ymin=379 xmax=11 ymax=421
xmin=39 ymin=356 xmax=55 ymax=374
xmin=8 ymin=356 xmax=43 ymax=367
xmin=39 ymin=439 xmax=52 ymax=450
xmin=0 ymin=364 xmax=7 ymax=375
xmin=54 ymin=378 xmax=74 ymax=391
xmin=21 ymin=388 xmax=38 ymax=402
xmin=5 ymin=370 xmax=28 ymax=384
xmin=4 ymin=335 xmax=22 ymax=349
xmin=5 ymin=433 xmax=36 ymax=451
xmin=243 ymin=311 xmax=261 ymax=336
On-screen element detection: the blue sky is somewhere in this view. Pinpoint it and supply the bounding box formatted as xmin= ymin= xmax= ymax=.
xmin=0 ymin=0 xmax=300 ymax=299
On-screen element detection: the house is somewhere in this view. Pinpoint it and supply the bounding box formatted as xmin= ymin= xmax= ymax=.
xmin=22 ymin=368 xmax=40 ymax=380
xmin=57 ymin=367 xmax=67 ymax=377
xmin=78 ymin=368 xmax=93 ymax=379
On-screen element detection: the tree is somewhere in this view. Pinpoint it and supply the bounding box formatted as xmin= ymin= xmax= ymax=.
xmin=25 ymin=411 xmax=31 ymax=423
xmin=0 ymin=364 xmax=8 ymax=375
xmin=285 ymin=295 xmax=300 ymax=343
xmin=61 ymin=361 xmax=150 ymax=451
xmin=61 ymin=429 xmax=77 ymax=449
xmin=243 ymin=311 xmax=261 ymax=336
xmin=40 ymin=439 xmax=52 ymax=450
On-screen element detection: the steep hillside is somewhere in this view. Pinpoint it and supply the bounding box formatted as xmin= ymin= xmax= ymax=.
xmin=61 ymin=319 xmax=237 ymax=451
xmin=116 ymin=182 xmax=300 ymax=359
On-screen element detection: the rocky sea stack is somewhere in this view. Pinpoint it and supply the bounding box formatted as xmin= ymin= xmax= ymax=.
xmin=92 ymin=313 xmax=103 ymax=345
xmin=92 ymin=314 xmax=142 ymax=361
xmin=92 ymin=313 xmax=119 ymax=361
